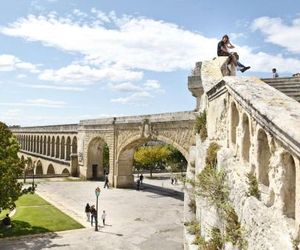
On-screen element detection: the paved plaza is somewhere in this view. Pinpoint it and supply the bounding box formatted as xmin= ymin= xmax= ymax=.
xmin=0 ymin=176 xmax=184 ymax=250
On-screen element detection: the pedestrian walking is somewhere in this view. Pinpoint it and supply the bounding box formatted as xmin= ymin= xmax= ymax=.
xmin=101 ymin=210 xmax=106 ymax=226
xmin=85 ymin=203 xmax=91 ymax=222
xmin=90 ymin=205 xmax=97 ymax=226
xmin=139 ymin=174 xmax=144 ymax=185
xmin=104 ymin=173 xmax=109 ymax=188
xmin=136 ymin=179 xmax=141 ymax=190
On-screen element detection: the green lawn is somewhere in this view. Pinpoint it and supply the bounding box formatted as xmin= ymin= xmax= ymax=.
xmin=0 ymin=193 xmax=83 ymax=238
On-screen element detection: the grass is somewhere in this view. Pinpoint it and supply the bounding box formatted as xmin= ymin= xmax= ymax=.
xmin=0 ymin=193 xmax=83 ymax=238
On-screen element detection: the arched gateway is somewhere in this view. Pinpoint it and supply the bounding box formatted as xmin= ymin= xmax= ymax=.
xmin=12 ymin=111 xmax=196 ymax=188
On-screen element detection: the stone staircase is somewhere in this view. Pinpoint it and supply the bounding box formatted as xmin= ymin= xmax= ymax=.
xmin=262 ymin=77 xmax=300 ymax=102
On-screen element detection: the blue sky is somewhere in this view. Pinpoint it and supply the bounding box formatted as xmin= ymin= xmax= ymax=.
xmin=0 ymin=0 xmax=300 ymax=126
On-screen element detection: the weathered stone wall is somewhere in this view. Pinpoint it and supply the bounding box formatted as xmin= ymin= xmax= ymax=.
xmin=185 ymin=58 xmax=300 ymax=249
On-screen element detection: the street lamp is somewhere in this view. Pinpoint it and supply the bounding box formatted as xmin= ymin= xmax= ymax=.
xmin=95 ymin=187 xmax=101 ymax=231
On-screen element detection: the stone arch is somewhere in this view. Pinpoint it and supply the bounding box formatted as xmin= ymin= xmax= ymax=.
xmin=56 ymin=136 xmax=60 ymax=158
xmin=257 ymin=129 xmax=271 ymax=187
xmin=72 ymin=136 xmax=77 ymax=154
xmin=281 ymin=152 xmax=296 ymax=219
xmin=66 ymin=136 xmax=71 ymax=160
xmin=51 ymin=136 xmax=55 ymax=157
xmin=230 ymin=102 xmax=239 ymax=145
xmin=61 ymin=136 xmax=65 ymax=159
xmin=117 ymin=134 xmax=189 ymax=162
xmin=116 ymin=135 xmax=188 ymax=187
xmin=35 ymin=160 xmax=43 ymax=175
xmin=62 ymin=168 xmax=70 ymax=175
xmin=47 ymin=164 xmax=55 ymax=175
xmin=87 ymin=137 xmax=109 ymax=179
xmin=242 ymin=113 xmax=251 ymax=162
xmin=26 ymin=157 xmax=34 ymax=175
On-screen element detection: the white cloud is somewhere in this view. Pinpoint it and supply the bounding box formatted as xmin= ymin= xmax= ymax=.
xmin=251 ymin=16 xmax=300 ymax=54
xmin=0 ymin=98 xmax=66 ymax=108
xmin=236 ymin=46 xmax=300 ymax=73
xmin=109 ymin=82 xmax=143 ymax=92
xmin=20 ymin=83 xmax=85 ymax=91
xmin=90 ymin=8 xmax=111 ymax=23
xmin=1 ymin=13 xmax=216 ymax=73
xmin=0 ymin=111 xmax=124 ymax=126
xmin=39 ymin=64 xmax=143 ymax=83
xmin=0 ymin=54 xmax=39 ymax=73
xmin=111 ymin=91 xmax=152 ymax=104
xmin=144 ymin=80 xmax=161 ymax=90
xmin=17 ymin=74 xmax=27 ymax=79
xmin=73 ymin=9 xmax=88 ymax=18
xmin=2 ymin=11 xmax=300 ymax=81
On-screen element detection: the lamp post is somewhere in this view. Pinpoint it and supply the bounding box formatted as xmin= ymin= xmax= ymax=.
xmin=95 ymin=187 xmax=101 ymax=231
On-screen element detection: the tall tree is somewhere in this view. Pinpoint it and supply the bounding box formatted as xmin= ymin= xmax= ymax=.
xmin=0 ymin=122 xmax=25 ymax=210
xmin=166 ymin=145 xmax=187 ymax=174
xmin=134 ymin=145 xmax=170 ymax=178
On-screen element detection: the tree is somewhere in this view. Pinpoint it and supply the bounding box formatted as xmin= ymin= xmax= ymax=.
xmin=103 ymin=144 xmax=109 ymax=173
xmin=134 ymin=145 xmax=171 ymax=178
xmin=0 ymin=122 xmax=25 ymax=210
xmin=166 ymin=145 xmax=187 ymax=175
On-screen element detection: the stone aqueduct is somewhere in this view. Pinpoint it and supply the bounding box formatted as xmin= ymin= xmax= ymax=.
xmin=12 ymin=112 xmax=196 ymax=187
xmin=9 ymin=56 xmax=300 ymax=247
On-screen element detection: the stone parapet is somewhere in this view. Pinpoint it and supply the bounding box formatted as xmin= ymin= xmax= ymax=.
xmin=80 ymin=111 xmax=196 ymax=126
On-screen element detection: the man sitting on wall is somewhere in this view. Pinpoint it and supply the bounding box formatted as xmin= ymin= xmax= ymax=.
xmin=217 ymin=34 xmax=250 ymax=73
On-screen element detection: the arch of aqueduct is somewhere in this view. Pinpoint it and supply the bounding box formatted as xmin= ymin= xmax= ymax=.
xmin=12 ymin=112 xmax=196 ymax=187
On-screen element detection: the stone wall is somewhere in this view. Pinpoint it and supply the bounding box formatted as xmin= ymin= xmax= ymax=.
xmin=185 ymin=58 xmax=300 ymax=249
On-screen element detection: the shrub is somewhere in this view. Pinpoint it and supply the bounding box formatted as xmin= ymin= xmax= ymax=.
xmin=196 ymin=166 xmax=228 ymax=209
xmin=195 ymin=111 xmax=207 ymax=141
xmin=193 ymin=227 xmax=224 ymax=250
xmin=205 ymin=142 xmax=220 ymax=167
xmin=189 ymin=198 xmax=197 ymax=214
xmin=223 ymin=205 xmax=247 ymax=249
xmin=187 ymin=220 xmax=200 ymax=235
xmin=246 ymin=172 xmax=261 ymax=200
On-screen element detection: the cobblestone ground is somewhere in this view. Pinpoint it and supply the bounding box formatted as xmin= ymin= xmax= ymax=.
xmin=0 ymin=176 xmax=184 ymax=250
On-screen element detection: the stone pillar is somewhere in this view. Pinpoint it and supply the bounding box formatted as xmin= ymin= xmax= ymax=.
xmin=70 ymin=154 xmax=78 ymax=177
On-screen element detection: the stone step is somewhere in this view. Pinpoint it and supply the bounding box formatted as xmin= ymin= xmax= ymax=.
xmin=262 ymin=77 xmax=300 ymax=82
xmin=261 ymin=77 xmax=300 ymax=102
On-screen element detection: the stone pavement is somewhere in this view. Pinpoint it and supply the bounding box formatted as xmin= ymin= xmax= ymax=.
xmin=0 ymin=177 xmax=184 ymax=250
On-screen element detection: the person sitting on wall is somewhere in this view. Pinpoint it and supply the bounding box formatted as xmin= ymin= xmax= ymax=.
xmin=2 ymin=214 xmax=11 ymax=228
xmin=217 ymin=34 xmax=250 ymax=73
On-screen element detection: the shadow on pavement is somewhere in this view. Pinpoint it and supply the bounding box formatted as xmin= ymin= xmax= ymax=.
xmin=139 ymin=183 xmax=184 ymax=201
xmin=0 ymin=232 xmax=70 ymax=250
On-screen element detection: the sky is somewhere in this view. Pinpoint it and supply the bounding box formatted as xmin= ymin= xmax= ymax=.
xmin=0 ymin=0 xmax=300 ymax=126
